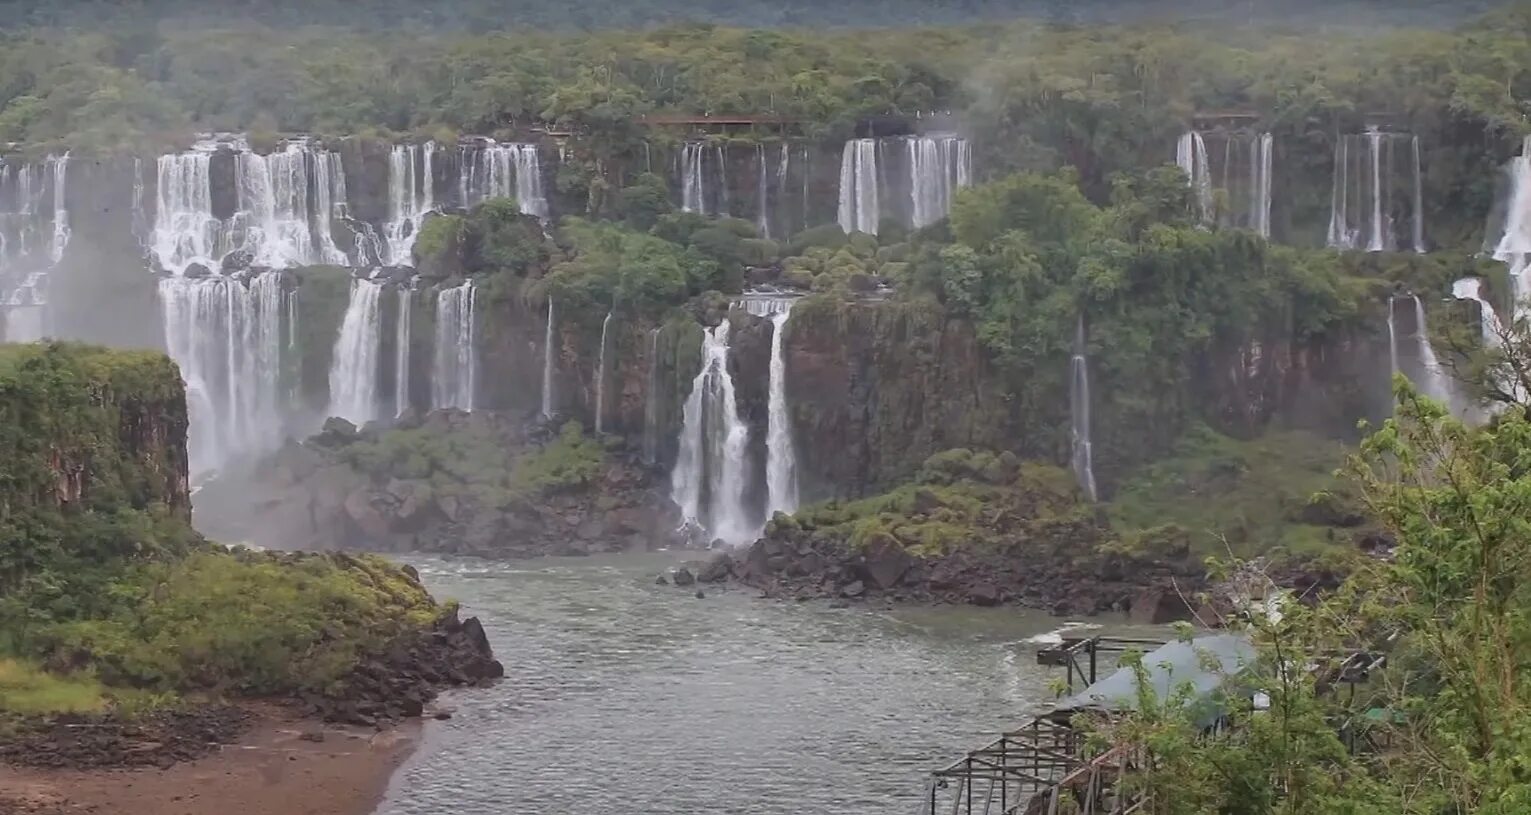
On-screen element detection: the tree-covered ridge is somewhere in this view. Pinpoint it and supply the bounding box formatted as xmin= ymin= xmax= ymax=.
xmin=1 ymin=5 xmax=1528 ymax=164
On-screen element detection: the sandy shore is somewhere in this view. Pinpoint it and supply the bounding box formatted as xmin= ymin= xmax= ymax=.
xmin=0 ymin=704 xmax=419 ymax=815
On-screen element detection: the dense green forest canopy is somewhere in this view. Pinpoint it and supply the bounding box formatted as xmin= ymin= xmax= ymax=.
xmin=0 ymin=0 xmax=1508 ymax=32
xmin=1 ymin=3 xmax=1529 ymax=157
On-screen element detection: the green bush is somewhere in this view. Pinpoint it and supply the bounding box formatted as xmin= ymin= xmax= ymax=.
xmin=511 ymin=422 xmax=605 ymax=495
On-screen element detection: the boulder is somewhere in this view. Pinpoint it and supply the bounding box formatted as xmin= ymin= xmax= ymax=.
xmin=966 ymin=582 xmax=1003 ymax=607
xmin=672 ymin=566 xmax=696 ymax=587
xmin=343 ymin=489 xmax=391 ymax=540
xmin=1128 ymin=587 xmax=1196 ymax=625
xmin=220 ymin=249 xmax=254 ymax=275
xmin=862 ymin=536 xmax=912 ymax=590
xmin=840 ymin=580 xmax=866 ymax=598
xmin=697 ymin=552 xmax=734 ymax=583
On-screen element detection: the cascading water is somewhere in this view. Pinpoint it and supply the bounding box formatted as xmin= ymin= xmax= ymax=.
xmin=1452 ymin=277 xmax=1503 ymax=348
xmin=542 ymin=298 xmax=557 ymax=419
xmin=159 ymin=272 xmax=287 ymax=477
xmin=1328 ymin=128 xmax=1425 ymax=253
xmin=459 ymin=141 xmax=548 ymax=219
xmin=0 ymin=153 xmax=68 ymax=342
xmin=754 ymin=144 xmax=771 ymax=239
xmin=1251 ymin=133 xmax=1274 ymax=238
xmin=385 ymin=142 xmax=436 ymax=266
xmin=395 ymin=287 xmax=413 ymax=416
xmin=328 ymin=277 xmax=385 ymax=426
xmin=643 ymin=327 xmax=661 ymax=466
xmin=1069 ymin=315 xmax=1098 ymax=503
xmin=681 ymin=143 xmax=707 ymax=215
xmin=671 ymin=319 xmax=753 ymax=546
xmin=1176 ymin=131 xmax=1214 ymax=223
xmin=1490 ymin=135 xmax=1531 ymax=321
xmin=594 ymin=311 xmax=613 ymax=434
xmin=740 ymin=296 xmax=800 ymax=519
xmin=907 ymin=135 xmax=973 ymax=230
xmin=433 ymin=281 xmax=477 ymax=411
xmin=837 ymin=139 xmax=879 ymax=235
xmin=1387 ymin=295 xmax=1454 ymax=409
xmin=776 ymin=143 xmax=792 ymax=235
xmin=311 ymin=150 xmax=350 ymax=265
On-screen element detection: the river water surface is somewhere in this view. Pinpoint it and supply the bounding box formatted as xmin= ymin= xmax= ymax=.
xmin=376 ymin=553 xmax=1120 ymax=815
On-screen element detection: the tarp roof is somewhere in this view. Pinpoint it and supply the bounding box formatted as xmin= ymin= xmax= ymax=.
xmin=1055 ymin=634 xmax=1256 ymax=727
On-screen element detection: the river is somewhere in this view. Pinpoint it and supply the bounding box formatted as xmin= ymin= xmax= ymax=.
xmin=376 ymin=553 xmax=1126 ymax=815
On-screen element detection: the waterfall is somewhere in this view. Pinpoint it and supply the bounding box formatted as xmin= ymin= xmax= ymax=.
xmin=1176 ymin=131 xmax=1214 ymax=223
xmin=131 ymin=157 xmax=149 ymax=246
xmin=542 ymin=298 xmax=557 ymax=418
xmin=1452 ymin=277 xmax=1504 ymax=348
xmin=715 ymin=145 xmax=730 ymax=217
xmin=1252 ymin=133 xmax=1274 ymax=238
xmin=908 ymin=135 xmax=972 ymax=230
xmin=741 ymin=296 xmax=799 ymax=519
xmin=776 ymin=143 xmax=792 ymax=236
xmin=681 ymin=143 xmax=707 ymax=215
xmin=1328 ymin=128 xmax=1422 ymax=253
xmin=153 ymin=137 xmax=353 ymax=273
xmin=1386 ymin=297 xmax=1400 ymax=379
xmin=671 ymin=320 xmax=754 ymax=546
xmin=385 ymin=142 xmax=436 ymax=266
xmin=1491 ymin=136 xmax=1531 ymax=320
xmin=1069 ymin=315 xmax=1098 ymax=503
xmin=395 ymin=287 xmax=413 ymax=415
xmin=1409 ymin=296 xmax=1453 ymax=408
xmin=755 ymin=144 xmax=771 ymax=239
xmin=837 ymin=139 xmax=879 ymax=235
xmin=643 ymin=327 xmax=661 ymax=466
xmin=1 ymin=154 xmax=68 ymax=342
xmin=433 ymin=281 xmax=477 ymax=411
xmin=158 ymin=272 xmax=286 ymax=477
xmin=460 ymin=141 xmax=548 ymax=219
xmin=328 ymin=277 xmax=385 ymax=426
xmin=594 ymin=311 xmax=613 ymax=434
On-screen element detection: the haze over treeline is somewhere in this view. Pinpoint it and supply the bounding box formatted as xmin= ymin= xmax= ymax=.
xmin=0 ymin=0 xmax=1511 ymax=31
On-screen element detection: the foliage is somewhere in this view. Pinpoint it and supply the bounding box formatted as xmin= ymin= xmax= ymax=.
xmin=510 ymin=421 xmax=605 ymax=494
xmin=0 ymin=658 xmax=106 ymax=715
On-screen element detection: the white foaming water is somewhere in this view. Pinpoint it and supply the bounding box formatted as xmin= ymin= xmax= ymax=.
xmin=1328 ymin=128 xmax=1424 ymax=253
xmin=396 ymin=286 xmax=413 ymax=415
xmin=159 ymin=272 xmax=286 ymax=477
xmin=1176 ymin=131 xmax=1214 ymax=223
xmin=433 ymin=281 xmax=478 ymax=411
xmin=1252 ymin=133 xmax=1274 ymax=237
xmin=1 ymin=153 xmax=68 ymax=342
xmin=1452 ymin=277 xmax=1504 ymax=348
xmin=671 ymin=320 xmax=754 ymax=546
xmin=459 ymin=141 xmax=548 ymax=219
xmin=754 ymin=144 xmax=771 ymax=239
xmin=1388 ymin=295 xmax=1454 ymax=411
xmin=1491 ymin=136 xmax=1531 ymax=321
xmin=681 ymin=142 xmax=707 ymax=215
xmin=153 ymin=137 xmax=352 ymax=274
xmin=741 ymin=296 xmax=800 ymax=519
xmin=837 ymin=139 xmax=879 ymax=235
xmin=328 ymin=276 xmax=385 ymax=426
xmin=386 ymin=142 xmax=437 ymax=266
xmin=542 ymin=298 xmax=557 ymax=419
xmin=1069 ymin=314 xmax=1098 ymax=503
xmin=907 ymin=135 xmax=972 ymax=230
xmin=594 ymin=310 xmax=614 ymax=434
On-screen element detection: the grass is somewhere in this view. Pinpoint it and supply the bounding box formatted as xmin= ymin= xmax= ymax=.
xmin=0 ymin=658 xmax=107 ymax=715
xmin=1107 ymin=424 xmax=1361 ymax=561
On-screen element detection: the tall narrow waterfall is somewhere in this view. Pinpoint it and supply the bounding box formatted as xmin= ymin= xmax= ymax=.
xmin=643 ymin=327 xmax=661 ymax=466
xmin=594 ymin=311 xmax=613 ymax=434
xmin=433 ymin=281 xmax=477 ymax=411
xmin=1452 ymin=277 xmax=1504 ymax=348
xmin=459 ymin=141 xmax=548 ymax=219
xmin=395 ymin=287 xmax=413 ymax=415
xmin=1490 ymin=136 xmax=1531 ymax=320
xmin=837 ymin=139 xmax=879 ymax=235
xmin=1176 ymin=131 xmax=1214 ymax=223
xmin=1069 ymin=315 xmax=1098 ymax=503
xmin=908 ymin=135 xmax=972 ymax=229
xmin=681 ymin=143 xmax=707 ymax=215
xmin=311 ymin=150 xmax=350 ymax=265
xmin=328 ymin=277 xmax=385 ymax=426
xmin=385 ymin=142 xmax=436 ymax=266
xmin=1252 ymin=133 xmax=1274 ymax=238
xmin=754 ymin=144 xmax=771 ymax=239
xmin=741 ymin=296 xmax=799 ymax=519
xmin=671 ymin=320 xmax=753 ymax=546
xmin=1 ymin=153 xmax=68 ymax=342
xmin=1410 ymin=296 xmax=1453 ymax=408
xmin=542 ymin=298 xmax=557 ymax=419
xmin=1328 ymin=128 xmax=1424 ymax=253
xmin=159 ymin=273 xmax=287 ymax=477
